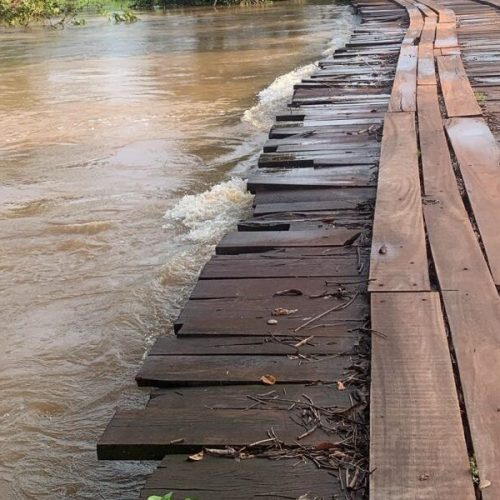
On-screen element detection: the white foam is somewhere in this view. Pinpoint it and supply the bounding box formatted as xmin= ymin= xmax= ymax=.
xmin=163 ymin=177 xmax=253 ymax=244
xmin=242 ymin=9 xmax=356 ymax=130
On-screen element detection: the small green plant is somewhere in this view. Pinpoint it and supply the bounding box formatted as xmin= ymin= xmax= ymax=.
xmin=107 ymin=8 xmax=137 ymax=23
xmin=147 ymin=492 xmax=196 ymax=500
xmin=470 ymin=456 xmax=479 ymax=484
xmin=474 ymin=91 xmax=487 ymax=104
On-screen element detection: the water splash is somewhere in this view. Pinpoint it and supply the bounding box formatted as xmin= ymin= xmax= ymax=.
xmin=242 ymin=10 xmax=357 ymax=130
xmin=163 ymin=177 xmax=253 ymax=244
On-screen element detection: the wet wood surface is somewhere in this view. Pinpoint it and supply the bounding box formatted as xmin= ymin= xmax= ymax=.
xmin=140 ymin=457 xmax=343 ymax=499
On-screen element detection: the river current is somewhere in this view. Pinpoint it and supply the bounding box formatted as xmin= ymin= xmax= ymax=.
xmin=0 ymin=2 xmax=355 ymax=498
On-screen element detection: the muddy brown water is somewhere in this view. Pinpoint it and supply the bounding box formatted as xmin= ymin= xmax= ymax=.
xmin=0 ymin=2 xmax=355 ymax=498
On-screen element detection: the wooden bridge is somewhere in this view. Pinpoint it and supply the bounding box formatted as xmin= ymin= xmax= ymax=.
xmin=98 ymin=0 xmax=500 ymax=497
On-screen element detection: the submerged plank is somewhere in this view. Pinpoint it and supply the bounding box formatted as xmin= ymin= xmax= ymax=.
xmin=370 ymin=292 xmax=475 ymax=499
xmin=369 ymin=112 xmax=430 ymax=291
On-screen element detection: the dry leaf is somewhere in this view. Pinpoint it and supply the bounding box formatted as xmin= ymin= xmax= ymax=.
xmin=188 ymin=450 xmax=204 ymax=461
xmin=272 ymin=307 xmax=298 ymax=316
xmin=315 ymin=442 xmax=336 ymax=450
xmin=337 ymin=380 xmax=346 ymax=391
xmin=480 ymin=479 xmax=492 ymax=490
xmin=260 ymin=374 xmax=277 ymax=385
xmin=267 ymin=319 xmax=278 ymax=325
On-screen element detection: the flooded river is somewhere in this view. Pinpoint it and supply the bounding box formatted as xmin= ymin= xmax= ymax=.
xmin=0 ymin=2 xmax=355 ymax=498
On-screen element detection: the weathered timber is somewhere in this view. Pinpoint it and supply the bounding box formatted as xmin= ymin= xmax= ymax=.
xmin=370 ymin=292 xmax=475 ymax=499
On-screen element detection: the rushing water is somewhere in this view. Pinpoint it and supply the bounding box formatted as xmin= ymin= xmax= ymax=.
xmin=0 ymin=3 xmax=355 ymax=498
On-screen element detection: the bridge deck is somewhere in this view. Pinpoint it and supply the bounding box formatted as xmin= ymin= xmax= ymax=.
xmin=98 ymin=0 xmax=500 ymax=497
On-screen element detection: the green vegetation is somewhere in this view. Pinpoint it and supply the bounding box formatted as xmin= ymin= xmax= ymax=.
xmin=147 ymin=493 xmax=196 ymax=500
xmin=474 ymin=91 xmax=487 ymax=104
xmin=131 ymin=0 xmax=265 ymax=8
xmin=0 ymin=0 xmax=138 ymax=27
xmin=0 ymin=0 xmax=83 ymax=26
xmin=470 ymin=456 xmax=480 ymax=484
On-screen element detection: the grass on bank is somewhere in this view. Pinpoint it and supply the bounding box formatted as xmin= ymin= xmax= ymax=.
xmin=0 ymin=0 xmax=268 ymax=27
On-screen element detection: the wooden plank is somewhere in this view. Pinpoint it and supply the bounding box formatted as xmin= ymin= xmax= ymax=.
xmin=388 ymin=45 xmax=418 ymax=112
xmin=253 ymin=200 xmax=371 ymax=215
xmin=441 ymin=290 xmax=500 ymax=500
xmin=403 ymin=8 xmax=424 ymax=45
xmin=253 ymin=187 xmax=376 ymax=205
xmin=258 ymin=152 xmax=378 ymax=168
xmin=137 ymin=355 xmax=351 ymax=387
xmin=417 ymin=85 xmax=457 ymax=196
xmin=175 ymin=295 xmax=368 ymax=336
xmin=445 ymin=117 xmax=500 ymax=285
xmin=417 ymin=42 xmax=437 ymax=85
xmin=200 ymin=250 xmax=368 ymax=279
xmin=189 ymin=277 xmax=364 ymax=300
xmin=369 ymin=112 xmax=430 ymax=291
xmin=140 ymin=457 xmax=342 ymax=499
xmin=148 ymin=334 xmax=359 ymax=356
xmin=247 ymin=166 xmax=375 ymax=191
xmin=419 ymin=16 xmax=437 ymax=44
xmin=98 ymin=407 xmax=340 ymax=459
xmin=370 ymin=292 xmax=476 ymax=500
xmin=216 ymin=228 xmax=362 ymax=254
xmin=437 ymin=55 xmax=482 ymax=117
xmin=148 ymin=384 xmax=350 ymax=410
xmin=435 ymin=21 xmax=459 ymax=49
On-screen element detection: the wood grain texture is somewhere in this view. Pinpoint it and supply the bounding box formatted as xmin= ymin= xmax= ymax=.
xmin=441 ymin=290 xmax=500 ymax=500
xmin=140 ymin=457 xmax=341 ymax=499
xmin=417 ymin=85 xmax=457 ymax=197
xmin=388 ymin=45 xmax=418 ymax=112
xmin=148 ymin=384 xmax=350 ymax=410
xmin=148 ymin=334 xmax=358 ymax=356
xmin=417 ymin=42 xmax=437 ymax=85
xmin=434 ymin=21 xmax=458 ymax=48
xmin=419 ymin=16 xmax=436 ymax=44
xmin=175 ymin=294 xmax=367 ymax=336
xmin=98 ymin=407 xmax=339 ymax=459
xmin=200 ymin=250 xmax=368 ymax=279
xmin=216 ymin=228 xmax=361 ymax=254
xmin=419 ymin=86 xmax=496 ymax=291
xmin=247 ymin=166 xmax=375 ymax=191
xmin=189 ymin=276 xmax=365 ymax=300
xmin=437 ymin=55 xmax=482 ymax=117
xmin=369 ymin=112 xmax=430 ymax=291
xmin=445 ymin=117 xmax=500 ymax=285
xmin=136 ymin=354 xmax=350 ymax=387
xmin=370 ymin=292 xmax=475 ymax=500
